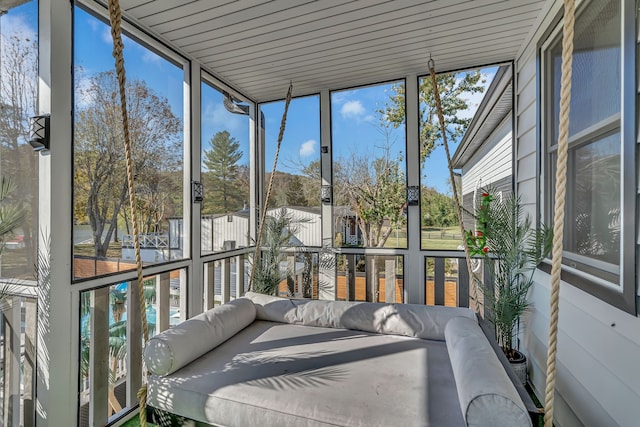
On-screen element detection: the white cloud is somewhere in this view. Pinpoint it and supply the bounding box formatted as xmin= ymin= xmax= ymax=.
xmin=202 ymin=102 xmax=243 ymax=133
xmin=102 ymin=27 xmax=113 ymax=44
xmin=456 ymin=68 xmax=497 ymax=120
xmin=87 ymin=18 xmax=100 ymax=32
xmin=341 ymin=100 xmax=365 ymax=119
xmin=1 ymin=12 xmax=37 ymax=41
xmin=299 ymin=139 xmax=316 ymax=157
xmin=142 ymin=50 xmax=163 ymax=64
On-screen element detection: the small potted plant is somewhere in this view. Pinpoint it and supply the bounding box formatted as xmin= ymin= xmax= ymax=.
xmin=466 ymin=190 xmax=552 ymax=384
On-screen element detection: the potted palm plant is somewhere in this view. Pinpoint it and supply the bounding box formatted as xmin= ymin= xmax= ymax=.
xmin=466 ymin=190 xmax=552 ymax=385
xmin=250 ymin=208 xmax=306 ymax=296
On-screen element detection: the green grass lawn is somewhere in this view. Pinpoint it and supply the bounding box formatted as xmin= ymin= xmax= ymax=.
xmin=121 ymin=416 xmax=156 ymax=427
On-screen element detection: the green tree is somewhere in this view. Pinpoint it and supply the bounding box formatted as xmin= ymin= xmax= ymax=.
xmin=382 ymin=71 xmax=485 ymax=164
xmin=74 ymin=70 xmax=182 ymax=257
xmin=202 ymin=130 xmax=244 ymax=214
xmin=285 ymin=175 xmax=308 ymax=206
xmin=421 ymin=186 xmax=457 ymax=228
xmin=0 ymin=33 xmax=39 ymax=275
xmin=334 ymin=118 xmax=406 ymax=249
xmin=300 ymin=160 xmax=321 ymax=207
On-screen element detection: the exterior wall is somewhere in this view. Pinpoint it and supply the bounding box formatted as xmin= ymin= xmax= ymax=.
xmin=460 ymin=116 xmax=512 ymax=229
xmin=515 ymin=1 xmax=640 ymax=426
xmin=279 ymin=208 xmax=321 ymax=247
xmin=460 ymin=115 xmax=512 ymax=196
xmin=201 ymin=208 xmax=321 ymax=252
xmin=211 ymin=215 xmax=249 ymax=252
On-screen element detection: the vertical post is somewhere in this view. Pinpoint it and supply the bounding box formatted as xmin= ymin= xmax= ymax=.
xmin=3 ymin=297 xmax=21 ymax=427
xmin=221 ymin=258 xmax=231 ymax=303
xmin=23 ymin=298 xmax=36 ymax=427
xmin=188 ymin=62 xmax=204 ymax=318
xmin=404 ymin=74 xmax=423 ymax=304
xmin=319 ymin=88 xmax=335 ymax=300
xmin=179 ymin=269 xmax=188 ymax=323
xmin=203 ymin=262 xmax=215 ymax=309
xmin=235 ymin=254 xmax=245 ymax=297
xmin=287 ymin=254 xmax=296 ymax=296
xmin=483 ymin=259 xmax=494 ymax=320
xmin=346 ymin=254 xmax=355 ymax=301
xmin=385 ymin=258 xmax=396 ymax=303
xmin=89 ymin=288 xmax=109 ymax=426
xmin=434 ymin=257 xmax=445 ymax=306
xmin=458 ymin=258 xmax=470 ymax=308
xmin=156 ymin=273 xmax=170 ymax=332
xmin=127 ymin=281 xmax=142 ymax=407
xmin=37 ymin=2 xmax=77 ymax=424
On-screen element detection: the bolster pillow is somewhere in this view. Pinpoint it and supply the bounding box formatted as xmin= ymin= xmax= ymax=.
xmin=445 ymin=316 xmax=532 ymax=427
xmin=245 ymin=292 xmax=475 ymax=341
xmin=144 ymin=298 xmax=256 ymax=376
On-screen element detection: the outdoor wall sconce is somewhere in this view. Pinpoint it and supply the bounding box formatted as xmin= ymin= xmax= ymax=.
xmin=321 ymin=185 xmax=332 ymax=204
xmin=407 ymin=185 xmax=420 ymax=205
xmin=192 ymin=181 xmax=204 ymax=203
xmin=28 ymin=114 xmax=50 ymax=152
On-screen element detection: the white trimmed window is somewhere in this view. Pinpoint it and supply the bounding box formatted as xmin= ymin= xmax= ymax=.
xmin=541 ymin=0 xmax=636 ymax=314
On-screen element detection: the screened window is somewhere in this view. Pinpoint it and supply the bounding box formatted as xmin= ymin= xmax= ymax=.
xmin=543 ymin=0 xmax=635 ymax=313
xmin=200 ymin=79 xmax=250 ymax=254
xmin=259 ymin=95 xmax=321 ymax=248
xmin=0 ymin=1 xmax=39 ymax=280
xmin=331 ymin=82 xmax=407 ymax=249
xmin=72 ymin=6 xmax=185 ymax=279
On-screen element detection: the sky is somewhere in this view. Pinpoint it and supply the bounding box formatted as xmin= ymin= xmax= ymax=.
xmin=8 ymin=2 xmax=497 ymax=196
xmin=262 ymin=73 xmax=496 ymax=194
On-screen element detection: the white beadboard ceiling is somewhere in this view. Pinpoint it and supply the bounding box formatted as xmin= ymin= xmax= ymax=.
xmin=119 ymin=0 xmax=547 ymax=103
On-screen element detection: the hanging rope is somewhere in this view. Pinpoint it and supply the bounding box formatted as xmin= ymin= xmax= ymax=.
xmin=248 ymin=83 xmax=293 ymax=291
xmin=428 ymin=59 xmax=479 ymax=312
xmin=106 ymin=1 xmax=150 ymax=425
xmin=544 ymin=0 xmax=575 ymax=425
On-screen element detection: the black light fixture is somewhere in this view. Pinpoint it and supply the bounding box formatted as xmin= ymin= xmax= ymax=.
xmin=28 ymin=114 xmax=50 ymax=152
xmin=407 ymin=185 xmax=420 ymax=205
xmin=192 ymin=181 xmax=204 ymax=203
xmin=321 ymin=185 xmax=332 ymax=204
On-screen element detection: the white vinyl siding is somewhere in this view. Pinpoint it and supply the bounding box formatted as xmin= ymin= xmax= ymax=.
xmin=460 ymin=115 xmax=512 ymax=196
xmin=514 ymin=1 xmax=640 ymax=426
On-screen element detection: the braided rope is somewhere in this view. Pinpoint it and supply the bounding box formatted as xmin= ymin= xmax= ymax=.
xmin=544 ymin=0 xmax=574 ymax=425
xmin=248 ymin=83 xmax=293 ymax=291
xmin=428 ymin=61 xmax=479 ymax=312
xmin=107 ymin=1 xmax=150 ymax=426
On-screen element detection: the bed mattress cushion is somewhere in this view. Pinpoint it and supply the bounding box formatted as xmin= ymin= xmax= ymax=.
xmin=147 ymin=320 xmax=466 ymax=427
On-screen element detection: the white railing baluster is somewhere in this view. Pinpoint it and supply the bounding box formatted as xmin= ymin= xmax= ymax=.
xmin=204 ymin=263 xmax=215 ymax=309
xmin=385 ymin=258 xmax=396 ymax=303
xmin=89 ymin=287 xmax=109 ymax=426
xmin=2 ymin=296 xmax=21 ymax=427
xmin=24 ymin=298 xmax=36 ymax=427
xmin=221 ymin=258 xmax=231 ymax=304
xmin=156 ymin=273 xmax=170 ymax=332
xmin=235 ymin=255 xmax=245 ymax=298
xmin=126 ymin=280 xmax=142 ymax=407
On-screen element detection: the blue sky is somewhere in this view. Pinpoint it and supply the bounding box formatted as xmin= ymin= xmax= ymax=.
xmin=13 ymin=4 xmax=496 ymax=195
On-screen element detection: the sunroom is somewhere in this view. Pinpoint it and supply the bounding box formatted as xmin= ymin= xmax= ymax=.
xmin=0 ymin=0 xmax=637 ymax=426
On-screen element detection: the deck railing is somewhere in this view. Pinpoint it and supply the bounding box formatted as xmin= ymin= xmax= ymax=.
xmin=0 ymin=284 xmax=37 ymax=427
xmin=80 ymin=249 xmax=491 ymax=426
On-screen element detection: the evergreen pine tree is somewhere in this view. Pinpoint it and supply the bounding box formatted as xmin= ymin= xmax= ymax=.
xmin=285 ymin=175 xmax=308 ymax=206
xmin=202 ymin=131 xmax=244 ymax=214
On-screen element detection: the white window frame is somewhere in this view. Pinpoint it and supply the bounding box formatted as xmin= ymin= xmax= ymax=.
xmin=539 ymin=0 xmax=636 ymax=315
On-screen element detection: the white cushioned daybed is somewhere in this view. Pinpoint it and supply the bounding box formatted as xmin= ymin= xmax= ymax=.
xmin=143 ymin=292 xmax=533 ymax=427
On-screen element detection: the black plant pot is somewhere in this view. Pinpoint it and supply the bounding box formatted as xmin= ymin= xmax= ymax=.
xmin=508 ymin=349 xmax=527 ymax=385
